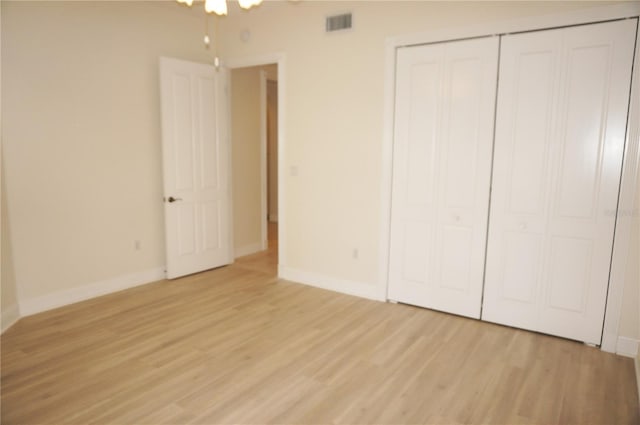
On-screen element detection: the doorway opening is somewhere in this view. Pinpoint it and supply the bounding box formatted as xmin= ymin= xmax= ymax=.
xmin=230 ymin=63 xmax=279 ymax=276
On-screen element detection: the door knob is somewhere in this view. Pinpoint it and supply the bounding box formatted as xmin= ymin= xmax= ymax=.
xmin=167 ymin=196 xmax=182 ymax=203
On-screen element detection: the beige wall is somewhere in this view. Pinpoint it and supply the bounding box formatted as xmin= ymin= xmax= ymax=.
xmin=1 ymin=153 xmax=20 ymax=330
xmin=231 ymin=66 xmax=262 ymax=253
xmin=2 ymin=1 xmax=210 ymax=304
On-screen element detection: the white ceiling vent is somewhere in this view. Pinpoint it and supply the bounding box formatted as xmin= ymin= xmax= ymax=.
xmin=326 ymin=13 xmax=352 ymax=33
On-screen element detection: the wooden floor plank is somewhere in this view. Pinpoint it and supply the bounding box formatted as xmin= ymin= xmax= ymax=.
xmin=2 ymin=233 xmax=638 ymax=424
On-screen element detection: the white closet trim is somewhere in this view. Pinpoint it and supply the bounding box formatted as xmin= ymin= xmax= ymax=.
xmin=602 ymin=23 xmax=640 ymax=353
xmin=379 ymin=3 xmax=640 ymax=352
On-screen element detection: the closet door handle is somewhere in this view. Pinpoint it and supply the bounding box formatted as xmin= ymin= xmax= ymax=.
xmin=167 ymin=196 xmax=182 ymax=203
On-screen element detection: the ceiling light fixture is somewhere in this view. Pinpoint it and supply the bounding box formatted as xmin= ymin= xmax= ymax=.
xmin=176 ymin=0 xmax=263 ymax=16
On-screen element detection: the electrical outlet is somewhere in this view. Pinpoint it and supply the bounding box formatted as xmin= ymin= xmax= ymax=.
xmin=352 ymin=248 xmax=359 ymax=260
xmin=134 ymin=240 xmax=141 ymax=251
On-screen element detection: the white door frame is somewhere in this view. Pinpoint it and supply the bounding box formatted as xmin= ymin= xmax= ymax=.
xmin=379 ymin=3 xmax=640 ymax=353
xmin=225 ymin=53 xmax=286 ymax=274
xmin=259 ymin=69 xmax=268 ymax=251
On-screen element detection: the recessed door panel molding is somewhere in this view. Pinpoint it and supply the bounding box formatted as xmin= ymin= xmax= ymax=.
xmin=401 ymin=221 xmax=431 ymax=284
xmin=160 ymin=57 xmax=232 ymax=279
xmin=202 ymin=200 xmax=222 ymax=252
xmin=388 ymin=36 xmax=499 ymax=319
xmin=406 ymin=62 xmax=439 ymax=207
xmin=439 ymin=226 xmax=473 ymax=292
xmin=172 ymin=74 xmax=196 ymax=192
xmin=506 ymin=49 xmax=555 ymax=216
xmin=177 ymin=204 xmax=197 ymax=256
xmin=547 ymin=236 xmax=592 ymax=313
xmin=198 ymin=76 xmax=220 ymax=191
xmin=501 ymin=232 xmax=542 ymax=304
xmin=482 ymin=19 xmax=637 ymax=344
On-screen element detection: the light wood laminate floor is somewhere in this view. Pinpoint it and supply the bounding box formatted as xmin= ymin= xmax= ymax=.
xmin=2 ymin=228 xmax=638 ymax=424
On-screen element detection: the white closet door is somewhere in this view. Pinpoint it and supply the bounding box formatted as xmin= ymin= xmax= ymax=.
xmin=483 ymin=19 xmax=637 ymax=344
xmin=388 ymin=37 xmax=499 ymax=319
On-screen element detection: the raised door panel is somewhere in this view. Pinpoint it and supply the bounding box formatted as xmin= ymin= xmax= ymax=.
xmin=202 ymin=201 xmax=222 ymax=252
xmin=406 ymin=61 xmax=440 ymax=208
xmin=177 ymin=204 xmax=197 ymax=256
xmin=172 ymin=74 xmax=196 ymax=192
xmin=198 ymin=76 xmax=220 ymax=191
xmin=388 ymin=37 xmax=499 ymax=319
xmin=196 ymin=75 xmax=224 ymax=257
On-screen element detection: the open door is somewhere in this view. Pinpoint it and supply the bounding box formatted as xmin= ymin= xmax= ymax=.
xmin=159 ymin=57 xmax=232 ymax=279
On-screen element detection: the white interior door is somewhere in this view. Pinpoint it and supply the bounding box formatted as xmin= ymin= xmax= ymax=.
xmin=387 ymin=37 xmax=499 ymax=319
xmin=160 ymin=57 xmax=232 ymax=279
xmin=482 ymin=19 xmax=637 ymax=344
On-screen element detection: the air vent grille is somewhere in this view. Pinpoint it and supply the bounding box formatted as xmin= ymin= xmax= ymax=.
xmin=326 ymin=13 xmax=352 ymax=32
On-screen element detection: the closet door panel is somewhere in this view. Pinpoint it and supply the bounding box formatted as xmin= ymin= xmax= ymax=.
xmin=539 ymin=20 xmax=637 ymax=342
xmin=388 ymin=37 xmax=499 ymax=319
xmin=483 ymin=19 xmax=637 ymax=344
xmin=506 ymin=49 xmax=556 ymax=216
xmin=483 ymin=29 xmax=559 ymax=329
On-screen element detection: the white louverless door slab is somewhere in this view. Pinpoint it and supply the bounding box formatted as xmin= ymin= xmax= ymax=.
xmin=388 ymin=37 xmax=499 ymax=319
xmin=160 ymin=57 xmax=232 ymax=279
xmin=482 ymin=19 xmax=637 ymax=344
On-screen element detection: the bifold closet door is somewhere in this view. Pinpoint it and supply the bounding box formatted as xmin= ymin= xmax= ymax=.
xmin=388 ymin=37 xmax=498 ymax=319
xmin=482 ymin=19 xmax=637 ymax=344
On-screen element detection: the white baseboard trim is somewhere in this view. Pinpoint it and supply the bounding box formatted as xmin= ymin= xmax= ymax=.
xmin=235 ymin=242 xmax=264 ymax=258
xmin=1 ymin=304 xmax=20 ymax=333
xmin=279 ymin=266 xmax=384 ymax=302
xmin=616 ymin=336 xmax=639 ymax=358
xmin=18 ymin=267 xmax=166 ymax=317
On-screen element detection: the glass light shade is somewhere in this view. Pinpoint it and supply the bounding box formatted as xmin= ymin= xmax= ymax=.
xmin=205 ymin=0 xmax=228 ymax=15
xmin=176 ymin=0 xmax=262 ymax=16
xmin=238 ymin=0 xmax=262 ymax=9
